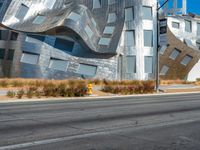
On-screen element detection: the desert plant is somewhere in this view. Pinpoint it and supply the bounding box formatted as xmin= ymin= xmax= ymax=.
xmin=16 ymin=89 xmax=25 ymax=99
xmin=7 ymin=91 xmax=16 ymax=98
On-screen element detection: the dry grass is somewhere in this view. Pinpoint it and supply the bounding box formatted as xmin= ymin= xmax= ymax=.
xmin=160 ymin=80 xmax=195 ymax=85
xmin=101 ymin=80 xmax=155 ymax=95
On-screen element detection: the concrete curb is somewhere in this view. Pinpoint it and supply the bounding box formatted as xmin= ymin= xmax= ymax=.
xmin=0 ymin=91 xmax=200 ymax=104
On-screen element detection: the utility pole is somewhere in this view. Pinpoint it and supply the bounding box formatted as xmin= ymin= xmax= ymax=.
xmin=156 ymin=0 xmax=169 ymax=93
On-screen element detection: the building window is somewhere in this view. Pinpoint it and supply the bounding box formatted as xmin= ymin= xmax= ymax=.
xmin=172 ymin=22 xmax=180 ymax=29
xmin=0 ymin=2 xmax=3 ymax=11
xmin=181 ymin=55 xmax=193 ymax=66
xmin=107 ymin=13 xmax=117 ymax=23
xmin=196 ymin=40 xmax=200 ymax=50
xmin=144 ymin=30 xmax=153 ymax=47
xmin=169 ymin=48 xmax=181 ymax=60
xmin=7 ymin=49 xmax=15 ymax=61
xmin=103 ymin=26 xmax=115 ymax=35
xmin=54 ymin=38 xmax=74 ymax=52
xmin=159 ymin=45 xmax=167 ymax=55
xmin=125 ymin=7 xmax=134 ymax=22
xmin=77 ymin=64 xmax=97 ymax=77
xmin=126 ymin=56 xmax=136 ymax=73
xmin=93 ymin=0 xmax=101 ymax=9
xmin=67 ymin=12 xmax=81 ymax=22
xmin=125 ymin=30 xmax=135 ymax=46
xmin=85 ymin=25 xmax=93 ymax=38
xmin=10 ymin=32 xmax=19 ymax=40
xmin=108 ymin=0 xmax=116 ymax=5
xmin=185 ymin=20 xmax=192 ymax=32
xmin=98 ymin=38 xmax=111 ymax=46
xmin=20 ymin=52 xmax=39 ymax=65
xmin=160 ymin=65 xmax=169 ymax=75
xmin=33 ymin=15 xmax=46 ymax=24
xmin=145 ymin=56 xmax=153 ymax=73
xmin=143 ymin=6 xmax=152 ymax=20
xmin=49 ymin=58 xmax=69 ymax=72
xmin=0 ymin=30 xmax=9 ymax=40
xmin=197 ymin=23 xmax=200 ymax=36
xmin=15 ymin=4 xmax=29 ymax=20
xmin=0 ymin=48 xmax=5 ymax=59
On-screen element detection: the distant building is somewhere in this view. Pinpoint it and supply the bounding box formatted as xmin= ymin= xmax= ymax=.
xmin=160 ymin=0 xmax=200 ymax=81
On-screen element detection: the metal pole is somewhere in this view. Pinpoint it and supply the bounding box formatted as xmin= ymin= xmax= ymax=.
xmin=156 ymin=1 xmax=160 ymax=93
xmin=156 ymin=0 xmax=170 ymax=93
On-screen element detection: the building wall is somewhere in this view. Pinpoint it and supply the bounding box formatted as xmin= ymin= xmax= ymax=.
xmin=159 ymin=15 xmax=200 ymax=80
xmin=0 ymin=0 xmax=157 ymax=80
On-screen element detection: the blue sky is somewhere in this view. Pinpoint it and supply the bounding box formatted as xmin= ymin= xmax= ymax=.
xmin=164 ymin=0 xmax=200 ymax=15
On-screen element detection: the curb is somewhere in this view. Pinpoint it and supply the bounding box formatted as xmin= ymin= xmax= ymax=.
xmin=0 ymin=91 xmax=200 ymax=104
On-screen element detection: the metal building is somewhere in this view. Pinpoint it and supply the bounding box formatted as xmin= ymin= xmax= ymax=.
xmin=0 ymin=0 xmax=157 ymax=80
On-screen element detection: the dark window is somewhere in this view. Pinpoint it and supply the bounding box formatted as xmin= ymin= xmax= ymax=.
xmin=27 ymin=34 xmax=45 ymax=42
xmin=0 ymin=30 xmax=9 ymax=40
xmin=15 ymin=4 xmax=29 ymax=20
xmin=0 ymin=2 xmax=3 ymax=11
xmin=10 ymin=32 xmax=19 ymax=40
xmin=0 ymin=48 xmax=5 ymax=59
xmin=54 ymin=38 xmax=74 ymax=52
xmin=7 ymin=49 xmax=15 ymax=60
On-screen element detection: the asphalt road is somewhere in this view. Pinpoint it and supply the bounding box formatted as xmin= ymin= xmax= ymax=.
xmin=0 ymin=93 xmax=200 ymax=150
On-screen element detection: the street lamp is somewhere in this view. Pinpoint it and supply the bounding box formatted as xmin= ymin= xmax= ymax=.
xmin=156 ymin=0 xmax=169 ymax=93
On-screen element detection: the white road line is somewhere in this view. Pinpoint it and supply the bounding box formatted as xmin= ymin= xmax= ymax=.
xmin=0 ymin=118 xmax=200 ymax=150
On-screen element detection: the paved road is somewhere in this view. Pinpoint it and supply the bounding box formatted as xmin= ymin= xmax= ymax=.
xmin=0 ymin=93 xmax=200 ymax=150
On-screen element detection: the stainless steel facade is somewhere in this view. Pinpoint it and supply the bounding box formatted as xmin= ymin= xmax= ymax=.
xmin=0 ymin=0 xmax=158 ymax=80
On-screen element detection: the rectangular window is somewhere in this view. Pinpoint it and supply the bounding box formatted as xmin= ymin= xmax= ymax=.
xmin=49 ymin=58 xmax=69 ymax=72
xmin=54 ymin=38 xmax=74 ymax=52
xmin=159 ymin=45 xmax=167 ymax=55
xmin=126 ymin=56 xmax=136 ymax=73
xmin=197 ymin=23 xmax=200 ymax=36
xmin=108 ymin=0 xmax=116 ymax=5
xmin=0 ymin=2 xmax=3 ymax=11
xmin=33 ymin=15 xmax=46 ymax=24
xmin=20 ymin=52 xmax=39 ymax=65
xmin=185 ymin=20 xmax=192 ymax=32
xmin=98 ymin=38 xmax=111 ymax=46
xmin=0 ymin=30 xmax=9 ymax=40
xmin=144 ymin=30 xmax=153 ymax=47
xmin=181 ymin=55 xmax=193 ymax=66
xmin=0 ymin=48 xmax=5 ymax=59
xmin=125 ymin=30 xmax=135 ymax=46
xmin=145 ymin=56 xmax=153 ymax=73
xmin=7 ymin=49 xmax=15 ymax=61
xmin=67 ymin=12 xmax=81 ymax=22
xmin=172 ymin=22 xmax=180 ymax=29
xmin=196 ymin=40 xmax=200 ymax=50
xmin=125 ymin=7 xmax=134 ymax=22
xmin=160 ymin=65 xmax=169 ymax=75
xmin=107 ymin=13 xmax=116 ymax=23
xmin=93 ymin=0 xmax=101 ymax=9
xmin=15 ymin=4 xmax=29 ymax=20
xmin=143 ymin=6 xmax=152 ymax=20
xmin=10 ymin=32 xmax=19 ymax=40
xmin=169 ymin=48 xmax=181 ymax=60
xmin=85 ymin=25 xmax=93 ymax=38
xmin=77 ymin=64 xmax=97 ymax=77
xmin=103 ymin=26 xmax=115 ymax=35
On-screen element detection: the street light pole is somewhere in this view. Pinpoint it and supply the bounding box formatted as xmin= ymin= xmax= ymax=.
xmin=156 ymin=0 xmax=169 ymax=93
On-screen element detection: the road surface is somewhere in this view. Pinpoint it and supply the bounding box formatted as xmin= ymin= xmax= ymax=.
xmin=0 ymin=93 xmax=200 ymax=150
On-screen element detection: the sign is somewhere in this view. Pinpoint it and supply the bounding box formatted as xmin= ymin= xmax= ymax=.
xmin=159 ymin=18 xmax=168 ymax=46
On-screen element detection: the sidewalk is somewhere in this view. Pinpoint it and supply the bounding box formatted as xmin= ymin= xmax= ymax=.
xmin=160 ymin=84 xmax=200 ymax=93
